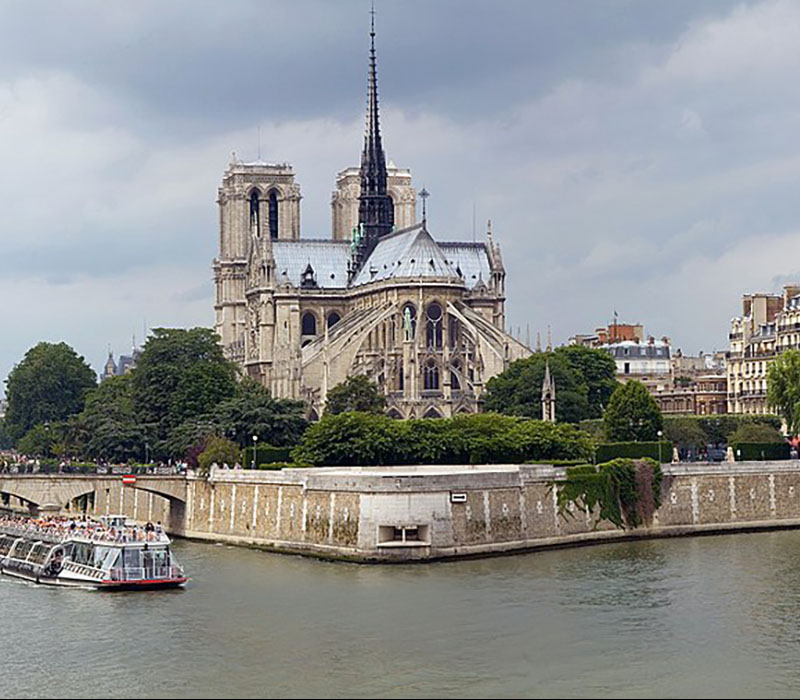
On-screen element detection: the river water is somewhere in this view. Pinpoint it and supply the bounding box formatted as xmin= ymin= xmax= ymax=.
xmin=3 ymin=531 xmax=800 ymax=698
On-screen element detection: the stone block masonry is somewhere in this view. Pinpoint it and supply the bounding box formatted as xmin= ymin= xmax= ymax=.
xmin=173 ymin=462 xmax=800 ymax=562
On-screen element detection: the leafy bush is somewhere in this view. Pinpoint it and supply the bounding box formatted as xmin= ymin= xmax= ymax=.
xmin=557 ymin=457 xmax=663 ymax=529
xmin=198 ymin=436 xmax=241 ymax=475
xmin=291 ymin=412 xmax=595 ymax=466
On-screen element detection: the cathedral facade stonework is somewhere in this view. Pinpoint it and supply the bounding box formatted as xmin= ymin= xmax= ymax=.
xmin=213 ymin=25 xmax=529 ymax=419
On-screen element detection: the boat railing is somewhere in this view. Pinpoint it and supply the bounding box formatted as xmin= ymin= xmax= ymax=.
xmin=62 ymin=560 xmax=105 ymax=581
xmin=109 ymin=565 xmax=184 ymax=582
xmin=0 ymin=526 xmax=63 ymax=544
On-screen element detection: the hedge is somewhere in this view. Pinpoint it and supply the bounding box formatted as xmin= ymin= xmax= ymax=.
xmin=730 ymin=442 xmax=790 ymax=461
xmin=292 ymin=412 xmax=596 ymax=466
xmin=595 ymin=441 xmax=672 ymax=464
xmin=241 ymin=445 xmax=294 ymax=468
xmin=587 ymin=415 xmax=784 ymax=445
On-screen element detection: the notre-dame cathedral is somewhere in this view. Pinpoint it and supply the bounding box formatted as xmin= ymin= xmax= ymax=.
xmin=213 ymin=21 xmax=530 ymax=420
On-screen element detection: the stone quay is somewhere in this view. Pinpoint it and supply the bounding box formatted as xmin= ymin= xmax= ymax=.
xmin=4 ymin=462 xmax=800 ymax=561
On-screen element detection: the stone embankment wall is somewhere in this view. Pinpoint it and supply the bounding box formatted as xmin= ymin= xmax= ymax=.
xmin=171 ymin=462 xmax=800 ymax=561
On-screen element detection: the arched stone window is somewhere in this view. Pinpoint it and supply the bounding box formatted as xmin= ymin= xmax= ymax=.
xmin=268 ymin=190 xmax=279 ymax=240
xmin=424 ymin=359 xmax=439 ymax=390
xmin=450 ymin=360 xmax=461 ymax=391
xmin=249 ymin=190 xmax=260 ymax=235
xmin=301 ymin=312 xmax=317 ymax=336
xmin=423 ymin=407 xmax=442 ymax=419
xmin=426 ymin=303 xmax=443 ymax=349
xmin=327 ymin=311 xmax=341 ymax=329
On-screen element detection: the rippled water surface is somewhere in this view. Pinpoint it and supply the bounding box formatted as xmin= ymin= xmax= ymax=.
xmin=4 ymin=531 xmax=800 ymax=698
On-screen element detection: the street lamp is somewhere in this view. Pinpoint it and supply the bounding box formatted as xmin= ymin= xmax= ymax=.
xmin=657 ymin=429 xmax=663 ymax=464
xmin=251 ymin=435 xmax=258 ymax=470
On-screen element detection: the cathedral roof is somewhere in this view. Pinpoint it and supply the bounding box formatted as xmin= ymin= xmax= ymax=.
xmin=271 ymin=228 xmax=494 ymax=291
xmin=273 ymin=240 xmax=350 ymax=289
xmin=351 ymin=224 xmax=459 ymax=287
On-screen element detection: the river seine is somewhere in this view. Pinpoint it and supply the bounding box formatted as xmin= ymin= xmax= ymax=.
xmin=3 ymin=530 xmax=800 ymax=698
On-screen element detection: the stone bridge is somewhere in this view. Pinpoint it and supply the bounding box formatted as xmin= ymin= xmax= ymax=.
xmin=0 ymin=473 xmax=188 ymax=517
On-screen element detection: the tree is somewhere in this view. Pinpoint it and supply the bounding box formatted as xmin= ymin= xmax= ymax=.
xmin=603 ymin=380 xmax=663 ymax=442
xmin=727 ymin=422 xmax=783 ymax=444
xmin=484 ymin=352 xmax=590 ymax=423
xmin=131 ymin=328 xmax=238 ymax=440
xmin=554 ymin=346 xmax=618 ymax=417
xmin=81 ymin=374 xmax=146 ymax=462
xmin=4 ymin=342 xmax=97 ymax=443
xmin=768 ymin=349 xmax=800 ymax=436
xmin=325 ymin=375 xmax=387 ymax=415
xmin=213 ymin=380 xmax=308 ymax=447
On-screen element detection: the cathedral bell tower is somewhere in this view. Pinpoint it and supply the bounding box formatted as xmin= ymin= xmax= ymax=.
xmin=354 ymin=11 xmax=394 ymax=270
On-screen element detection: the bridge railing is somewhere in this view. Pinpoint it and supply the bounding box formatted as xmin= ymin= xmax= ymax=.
xmin=0 ymin=464 xmax=185 ymax=477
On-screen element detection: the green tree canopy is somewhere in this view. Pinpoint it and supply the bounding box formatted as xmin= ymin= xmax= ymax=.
xmin=325 ymin=375 xmax=387 ymax=415
xmin=483 ymin=352 xmax=590 ymax=422
xmin=728 ymin=421 xmax=783 ymax=444
xmin=554 ymin=345 xmax=618 ymax=417
xmin=603 ymin=380 xmax=663 ymax=441
xmin=80 ymin=374 xmax=146 ymax=462
xmin=131 ymin=328 xmax=238 ymax=440
xmin=767 ymin=349 xmax=800 ymax=436
xmin=163 ymin=380 xmax=307 ymax=460
xmin=4 ymin=342 xmax=97 ymax=442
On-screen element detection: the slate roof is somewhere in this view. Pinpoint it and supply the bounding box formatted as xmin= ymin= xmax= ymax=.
xmin=270 ymin=227 xmax=493 ymax=291
xmin=273 ymin=240 xmax=350 ymax=289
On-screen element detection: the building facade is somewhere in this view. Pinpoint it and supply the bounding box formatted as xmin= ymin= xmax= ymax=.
xmin=213 ymin=24 xmax=529 ymax=419
xmin=727 ymin=287 xmax=800 ymax=414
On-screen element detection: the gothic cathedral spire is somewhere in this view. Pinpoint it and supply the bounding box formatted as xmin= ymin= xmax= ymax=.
xmin=358 ymin=7 xmax=394 ymax=252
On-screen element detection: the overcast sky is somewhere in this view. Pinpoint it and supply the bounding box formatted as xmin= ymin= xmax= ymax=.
xmin=1 ymin=0 xmax=798 ymax=387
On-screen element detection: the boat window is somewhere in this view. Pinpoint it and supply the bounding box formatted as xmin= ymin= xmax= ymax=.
xmin=123 ymin=547 xmax=141 ymax=570
xmin=71 ymin=542 xmax=94 ymax=566
xmin=93 ymin=546 xmax=120 ymax=570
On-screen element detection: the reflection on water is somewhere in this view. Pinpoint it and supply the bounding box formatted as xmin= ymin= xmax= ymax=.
xmin=3 ymin=531 xmax=800 ymax=698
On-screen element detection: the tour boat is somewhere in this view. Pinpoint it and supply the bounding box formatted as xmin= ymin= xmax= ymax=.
xmin=0 ymin=515 xmax=187 ymax=590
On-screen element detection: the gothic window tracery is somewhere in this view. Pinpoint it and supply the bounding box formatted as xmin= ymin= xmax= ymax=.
xmin=268 ymin=190 xmax=279 ymax=240
xmin=249 ymin=190 xmax=261 ymax=236
xmin=426 ymin=303 xmax=443 ymax=349
xmin=423 ymin=359 xmax=440 ymax=391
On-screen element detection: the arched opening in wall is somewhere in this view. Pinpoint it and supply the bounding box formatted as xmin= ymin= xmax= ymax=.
xmin=423 ymin=407 xmax=442 ymax=419
xmin=450 ymin=361 xmax=461 ymax=391
xmin=398 ymin=360 xmax=404 ymax=390
xmin=268 ymin=190 xmax=279 ymax=240
xmin=387 ymin=408 xmax=404 ymax=420
xmin=426 ymin=303 xmax=443 ymax=349
xmin=308 ymin=408 xmax=320 ymax=422
xmin=423 ymin=360 xmax=440 ymax=391
xmin=301 ymin=312 xmax=317 ymax=337
xmin=449 ymin=316 xmax=460 ymax=349
xmin=327 ymin=311 xmax=341 ymax=329
xmin=401 ymin=303 xmax=417 ymax=341
xmin=249 ymin=190 xmax=261 ymax=235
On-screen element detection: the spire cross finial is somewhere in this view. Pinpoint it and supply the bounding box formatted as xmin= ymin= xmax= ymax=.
xmin=419 ymin=187 xmax=430 ymax=224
